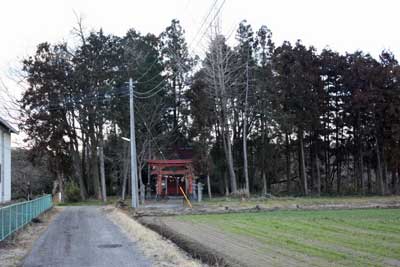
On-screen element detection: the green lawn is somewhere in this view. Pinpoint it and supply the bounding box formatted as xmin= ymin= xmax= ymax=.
xmin=179 ymin=209 xmax=400 ymax=266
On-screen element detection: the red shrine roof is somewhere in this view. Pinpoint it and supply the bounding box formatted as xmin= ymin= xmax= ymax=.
xmin=147 ymin=159 xmax=192 ymax=165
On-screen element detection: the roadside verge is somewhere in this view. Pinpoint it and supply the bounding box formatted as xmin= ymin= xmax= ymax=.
xmin=0 ymin=207 xmax=60 ymax=267
xmin=104 ymin=207 xmax=208 ymax=267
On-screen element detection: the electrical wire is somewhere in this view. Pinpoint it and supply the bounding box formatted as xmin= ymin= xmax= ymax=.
xmin=132 ymin=78 xmax=166 ymax=96
xmin=5 ymin=1 xmax=228 ymax=115
xmin=195 ymin=0 xmax=227 ymax=53
xmin=188 ymin=0 xmax=219 ymax=50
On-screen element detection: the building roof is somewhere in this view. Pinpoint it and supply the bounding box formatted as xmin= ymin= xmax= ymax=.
xmin=0 ymin=116 xmax=18 ymax=134
xmin=147 ymin=159 xmax=192 ymax=166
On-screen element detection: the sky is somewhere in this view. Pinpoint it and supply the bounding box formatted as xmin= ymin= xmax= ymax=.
xmin=1 ymin=0 xmax=400 ymax=145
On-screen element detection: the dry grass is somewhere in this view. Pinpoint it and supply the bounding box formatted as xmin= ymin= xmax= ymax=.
xmin=199 ymin=195 xmax=400 ymax=209
xmin=0 ymin=207 xmax=61 ymax=267
xmin=105 ymin=207 xmax=207 ymax=267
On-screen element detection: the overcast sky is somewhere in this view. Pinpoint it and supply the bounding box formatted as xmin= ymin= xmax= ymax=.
xmin=1 ymin=0 xmax=400 ymax=145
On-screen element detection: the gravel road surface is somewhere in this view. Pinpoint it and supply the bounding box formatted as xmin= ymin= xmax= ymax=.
xmin=23 ymin=206 xmax=151 ymax=267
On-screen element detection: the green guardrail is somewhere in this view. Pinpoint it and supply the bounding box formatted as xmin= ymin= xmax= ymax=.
xmin=0 ymin=194 xmax=53 ymax=241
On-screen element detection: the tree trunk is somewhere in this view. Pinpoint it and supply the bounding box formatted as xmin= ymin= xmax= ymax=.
xmin=222 ymin=130 xmax=237 ymax=194
xmin=310 ymin=141 xmax=315 ymax=192
xmin=261 ymin=118 xmax=267 ymax=195
xmin=227 ymin=140 xmax=237 ymax=194
xmin=88 ymin=115 xmax=101 ymax=199
xmin=242 ymin=62 xmax=250 ymax=197
xmin=396 ymin=166 xmax=400 ymax=195
xmin=325 ymin=146 xmax=331 ymax=194
xmin=367 ymin=162 xmax=372 ymax=194
xmin=391 ymin=169 xmax=398 ymax=195
xmin=337 ymin=160 xmax=342 ymax=194
xmin=315 ymin=153 xmax=321 ymax=196
xmin=172 ymin=77 xmax=178 ymax=133
xmin=242 ymin=116 xmax=249 ymax=197
xmin=352 ymin=154 xmax=359 ymax=193
xmin=99 ymin=137 xmax=107 ymax=202
xmin=298 ymin=128 xmax=308 ymax=195
xmin=138 ymin=169 xmax=145 ymax=205
xmin=262 ymin=171 xmax=267 ymax=195
xmin=223 ymin=170 xmax=229 ymax=196
xmin=81 ymin=136 xmax=88 ymax=193
xmin=121 ymin=144 xmax=129 ymax=200
xmin=375 ymin=137 xmax=385 ymax=195
xmin=90 ymin=144 xmax=101 ymax=199
xmin=383 ymin=158 xmax=388 ymax=194
xmin=215 ymin=39 xmax=237 ymax=195
xmin=83 ymin=138 xmax=92 ymax=195
xmin=207 ymin=174 xmax=212 ymax=199
xmin=359 ymin=149 xmax=365 ymax=195
xmin=285 ymin=133 xmax=291 ymax=194
xmin=354 ymin=115 xmax=361 ymax=193
xmin=72 ymin=149 xmax=87 ymax=200
xmin=335 ymin=112 xmax=340 ymax=194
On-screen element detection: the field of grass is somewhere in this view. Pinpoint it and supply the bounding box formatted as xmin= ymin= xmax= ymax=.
xmin=177 ymin=209 xmax=400 ymax=266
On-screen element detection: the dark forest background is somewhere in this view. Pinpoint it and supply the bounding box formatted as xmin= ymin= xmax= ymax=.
xmin=16 ymin=19 xmax=400 ymax=200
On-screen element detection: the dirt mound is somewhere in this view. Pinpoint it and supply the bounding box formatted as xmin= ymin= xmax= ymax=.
xmin=134 ymin=201 xmax=400 ymax=217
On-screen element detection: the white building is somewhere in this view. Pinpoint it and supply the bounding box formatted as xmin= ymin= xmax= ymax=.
xmin=0 ymin=116 xmax=17 ymax=203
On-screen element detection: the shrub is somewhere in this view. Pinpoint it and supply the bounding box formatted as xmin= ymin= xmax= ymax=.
xmin=64 ymin=181 xmax=81 ymax=202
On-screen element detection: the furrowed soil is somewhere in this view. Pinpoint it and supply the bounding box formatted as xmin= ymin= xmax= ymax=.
xmin=139 ymin=208 xmax=400 ymax=267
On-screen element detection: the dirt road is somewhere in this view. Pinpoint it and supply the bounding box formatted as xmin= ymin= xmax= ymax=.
xmin=23 ymin=206 xmax=151 ymax=267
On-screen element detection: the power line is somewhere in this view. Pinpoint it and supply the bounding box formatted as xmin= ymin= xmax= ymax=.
xmin=188 ymin=0 xmax=219 ymax=51
xmin=9 ymin=9 xmax=230 ymax=114
xmin=11 ymin=76 xmax=169 ymax=113
xmin=133 ymin=86 xmax=165 ymax=99
xmin=195 ymin=0 xmax=227 ymax=53
xmin=3 ymin=1 xmax=230 ymax=118
xmin=132 ymin=78 xmax=166 ymax=96
xmin=135 ymin=57 xmax=161 ymax=83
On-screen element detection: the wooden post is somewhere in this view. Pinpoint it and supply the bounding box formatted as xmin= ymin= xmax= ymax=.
xmin=165 ymin=176 xmax=168 ymax=196
xmin=188 ymin=164 xmax=193 ymax=194
xmin=179 ymin=186 xmax=192 ymax=208
xmin=156 ymin=166 xmax=162 ymax=197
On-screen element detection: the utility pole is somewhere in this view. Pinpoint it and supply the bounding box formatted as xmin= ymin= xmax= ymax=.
xmin=129 ymin=78 xmax=139 ymax=208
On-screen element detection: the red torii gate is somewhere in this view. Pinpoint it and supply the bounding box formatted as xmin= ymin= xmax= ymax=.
xmin=147 ymin=159 xmax=194 ymax=197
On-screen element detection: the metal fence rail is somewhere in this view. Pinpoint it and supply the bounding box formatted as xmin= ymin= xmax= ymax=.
xmin=0 ymin=194 xmax=53 ymax=241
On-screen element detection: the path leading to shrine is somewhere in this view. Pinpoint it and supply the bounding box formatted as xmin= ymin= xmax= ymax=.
xmin=23 ymin=206 xmax=151 ymax=267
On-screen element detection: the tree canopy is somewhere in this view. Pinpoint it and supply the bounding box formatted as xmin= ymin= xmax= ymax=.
xmin=19 ymin=19 xmax=400 ymax=200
